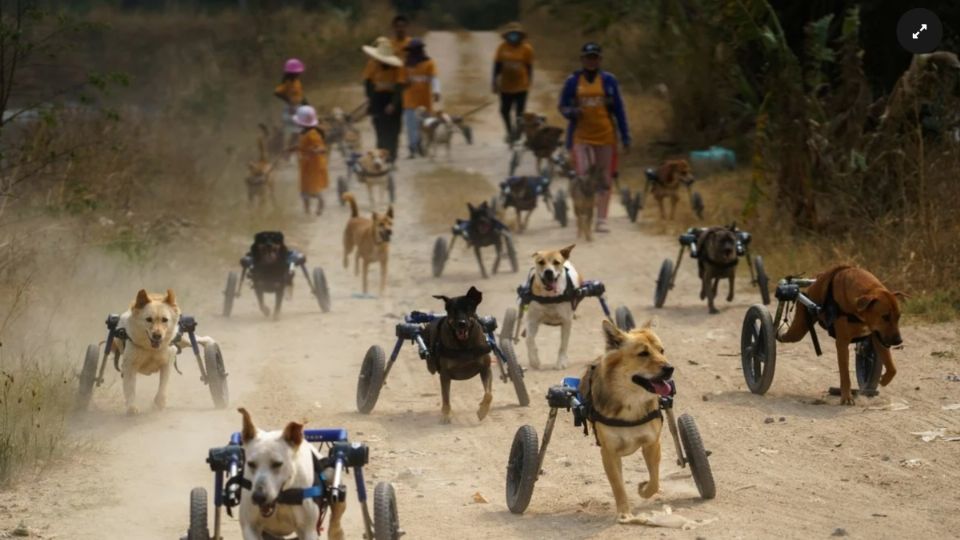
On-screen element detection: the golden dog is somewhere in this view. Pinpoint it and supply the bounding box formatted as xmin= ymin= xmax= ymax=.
xmin=648 ymin=159 xmax=694 ymax=220
xmin=341 ymin=192 xmax=392 ymax=296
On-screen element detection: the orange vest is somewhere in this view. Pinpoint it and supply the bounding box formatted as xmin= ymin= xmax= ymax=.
xmin=403 ymin=59 xmax=437 ymax=110
xmin=573 ymin=73 xmax=614 ymax=146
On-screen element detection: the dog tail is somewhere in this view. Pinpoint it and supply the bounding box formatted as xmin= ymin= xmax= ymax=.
xmin=256 ymin=123 xmax=269 ymax=162
xmin=342 ymin=192 xmax=359 ymax=218
xmin=777 ymin=304 xmax=809 ymax=343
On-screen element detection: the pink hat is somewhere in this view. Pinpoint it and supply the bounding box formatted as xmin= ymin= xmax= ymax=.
xmin=293 ymin=105 xmax=318 ymax=127
xmin=284 ymin=58 xmax=305 ymax=74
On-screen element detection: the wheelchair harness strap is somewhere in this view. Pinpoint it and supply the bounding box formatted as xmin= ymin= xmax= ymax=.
xmin=580 ymin=365 xmax=665 ymax=446
xmin=519 ymin=272 xmax=580 ymax=308
xmin=817 ymin=278 xmax=867 ymax=342
xmin=230 ymin=453 xmax=331 ymax=531
xmin=427 ymin=318 xmax=493 ymax=361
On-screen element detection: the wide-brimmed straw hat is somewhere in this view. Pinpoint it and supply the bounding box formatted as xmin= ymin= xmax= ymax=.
xmin=362 ymin=37 xmax=403 ymax=67
xmin=293 ymin=105 xmax=319 ymax=127
xmin=501 ymin=21 xmax=526 ymax=38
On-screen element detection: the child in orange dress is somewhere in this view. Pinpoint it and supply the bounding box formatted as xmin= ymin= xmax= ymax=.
xmin=291 ymin=105 xmax=328 ymax=216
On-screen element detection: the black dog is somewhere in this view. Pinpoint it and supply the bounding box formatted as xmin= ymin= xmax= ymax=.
xmin=425 ymin=286 xmax=494 ymax=424
xmin=245 ymin=231 xmax=294 ymax=319
xmin=459 ymin=201 xmax=510 ymax=279
xmin=695 ymin=225 xmax=739 ymax=314
xmin=501 ymin=175 xmax=548 ymax=232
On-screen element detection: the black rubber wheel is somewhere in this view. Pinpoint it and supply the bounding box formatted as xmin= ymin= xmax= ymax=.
xmin=504 ymin=234 xmax=518 ymax=273
xmin=387 ymin=174 xmax=396 ymax=203
xmin=615 ymin=305 xmax=636 ymax=331
xmin=505 ymin=425 xmax=539 ymax=514
xmin=312 ymin=267 xmax=331 ymax=312
xmin=499 ymin=338 xmax=530 ymax=407
xmin=740 ymin=304 xmax=777 ymax=395
xmin=204 ymin=343 xmax=229 ymax=409
xmin=554 ymin=190 xmax=568 ymax=227
xmin=373 ymin=482 xmax=400 ymax=540
xmin=654 ymin=259 xmax=673 ymax=308
xmin=187 ymin=487 xmax=209 ymax=540
xmin=620 ymin=187 xmax=632 ymax=208
xmin=509 ymin=149 xmax=521 ymax=176
xmin=222 ymin=271 xmax=238 ymax=318
xmin=432 ymin=236 xmax=448 ymax=278
xmin=356 ymin=345 xmax=386 ymax=414
xmin=677 ymin=414 xmax=716 ymax=500
xmin=691 ymin=191 xmax=705 ymax=219
xmin=500 ymin=308 xmax=518 ymax=342
xmin=337 ymin=176 xmax=348 ymax=206
xmin=754 ymin=255 xmax=771 ymax=305
xmin=76 ymin=344 xmax=99 ymax=411
xmin=855 ymin=339 xmax=883 ymax=395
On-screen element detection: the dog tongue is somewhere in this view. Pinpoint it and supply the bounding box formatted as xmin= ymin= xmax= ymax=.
xmin=652 ymin=380 xmax=672 ymax=397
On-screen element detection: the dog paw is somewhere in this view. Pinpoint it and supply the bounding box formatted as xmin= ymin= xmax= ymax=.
xmin=126 ymin=406 xmax=140 ymax=416
xmin=638 ymin=480 xmax=659 ymax=499
xmin=477 ymin=398 xmax=492 ymax=421
xmin=440 ymin=411 xmax=452 ymax=425
xmin=880 ymin=369 xmax=897 ymax=387
xmin=528 ymin=356 xmax=541 ymax=370
xmin=617 ymin=513 xmax=646 ymax=525
xmin=555 ymin=358 xmax=569 ymax=370
xmin=727 ymin=294 xmax=734 ymax=302
xmin=708 ymin=307 xmax=719 ymax=315
xmin=840 ymin=393 xmax=856 ymax=406
xmin=153 ymin=396 xmax=166 ymax=411
xmin=260 ymin=305 xmax=271 ymax=317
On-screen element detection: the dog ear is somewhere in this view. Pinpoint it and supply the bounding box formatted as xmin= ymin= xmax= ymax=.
xmin=134 ymin=289 xmax=151 ymax=309
xmin=163 ymin=289 xmax=177 ymax=307
xmin=386 ymin=205 xmax=394 ymax=219
xmin=466 ymin=286 xmax=483 ymax=306
xmin=467 ymin=202 xmax=476 ymax=213
xmin=281 ymin=421 xmax=305 ymax=448
xmin=559 ymin=244 xmax=575 ymax=260
xmin=892 ymin=290 xmax=910 ymax=303
xmin=371 ymin=211 xmax=379 ymax=221
xmin=602 ymin=319 xmax=624 ymax=350
xmin=855 ymin=294 xmax=878 ymax=313
xmin=238 ymin=408 xmax=257 ymax=444
xmin=641 ymin=317 xmax=658 ymax=329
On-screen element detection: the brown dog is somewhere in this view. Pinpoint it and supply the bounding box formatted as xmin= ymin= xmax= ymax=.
xmin=246 ymin=127 xmax=278 ymax=209
xmin=580 ymin=319 xmax=675 ymax=523
xmin=519 ymin=112 xmax=564 ymax=174
xmin=777 ymin=265 xmax=905 ymax=405
xmin=568 ymin=161 xmax=604 ymax=242
xmin=696 ymin=225 xmax=739 ymax=314
xmin=342 ymin=192 xmax=392 ymax=296
xmin=648 ymin=159 xmax=694 ymax=220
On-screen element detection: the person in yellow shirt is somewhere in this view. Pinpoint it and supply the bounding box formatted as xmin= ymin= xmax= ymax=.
xmin=362 ymin=37 xmax=406 ymax=163
xmin=493 ymin=22 xmax=534 ymax=142
xmin=274 ymin=58 xmax=307 ymax=156
xmin=291 ymin=105 xmax=328 ymax=216
xmin=401 ymin=38 xmax=440 ymax=158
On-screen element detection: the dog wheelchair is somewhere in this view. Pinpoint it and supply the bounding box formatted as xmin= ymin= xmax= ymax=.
xmin=653 ymin=226 xmax=770 ymax=309
xmin=223 ymin=231 xmax=331 ymax=318
xmin=355 ymin=310 xmax=530 ymax=414
xmin=620 ymin=168 xmax=704 ymax=223
xmin=76 ymin=314 xmax=228 ymax=411
xmin=739 ymin=277 xmax=883 ymax=397
xmin=499 ymin=279 xmax=638 ymax=350
xmin=495 ymin=175 xmax=567 ymax=231
xmin=183 ymin=430 xmax=400 ymax=540
xmin=504 ymin=376 xmax=716 ymax=514
xmin=335 ymin=151 xmax=396 ymax=207
xmin=431 ymin=213 xmax=518 ymax=279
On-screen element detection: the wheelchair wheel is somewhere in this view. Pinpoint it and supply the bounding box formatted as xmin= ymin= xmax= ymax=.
xmin=222 ymin=271 xmax=238 ymax=317
xmin=855 ymin=339 xmax=882 ymax=397
xmin=504 ymin=234 xmax=518 ymax=273
xmin=462 ymin=125 xmax=474 ymax=145
xmin=754 ymin=255 xmax=771 ymax=305
xmin=500 ymin=338 xmax=529 ymax=407
xmin=509 ymin=149 xmax=521 ymax=176
xmin=654 ymin=259 xmax=673 ymax=308
xmin=615 ymin=305 xmax=636 ymax=331
xmin=500 ymin=308 xmax=517 ymax=342
xmin=553 ymin=190 xmax=568 ymax=227
xmin=432 ymin=237 xmax=448 ymax=278
xmin=374 ymin=482 xmax=400 ymax=540
xmin=740 ymin=304 xmax=776 ymax=395
xmin=678 ymin=414 xmax=716 ymax=500
xmin=337 ymin=176 xmax=348 ymax=206
xmin=204 ymin=343 xmax=229 ymax=409
xmin=505 ymin=425 xmax=539 ymax=514
xmin=311 ymin=267 xmax=331 ymax=312
xmin=76 ymin=344 xmax=99 ymax=411
xmin=187 ymin=487 xmax=209 ymax=540
xmin=357 ymin=345 xmax=386 ymax=414
xmin=691 ymin=191 xmax=705 ymax=220
xmin=387 ymin=174 xmax=396 ymax=203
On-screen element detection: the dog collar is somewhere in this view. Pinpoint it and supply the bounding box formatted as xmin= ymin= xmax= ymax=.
xmin=518 ymin=272 xmax=578 ymax=306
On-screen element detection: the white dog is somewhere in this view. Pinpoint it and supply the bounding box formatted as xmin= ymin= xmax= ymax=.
xmin=112 ymin=289 xmax=215 ymax=415
xmin=524 ymin=245 xmax=581 ymax=370
xmin=238 ymin=408 xmax=346 ymax=540
xmin=417 ymin=107 xmax=454 ymax=159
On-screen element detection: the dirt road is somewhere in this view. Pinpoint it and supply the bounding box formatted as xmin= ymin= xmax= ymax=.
xmin=5 ymin=31 xmax=960 ymax=540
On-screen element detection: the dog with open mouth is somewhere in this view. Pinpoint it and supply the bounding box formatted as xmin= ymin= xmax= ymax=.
xmin=237 ymin=408 xmax=345 ymax=540
xmin=579 ymin=319 xmax=675 ymax=524
xmin=522 ymin=244 xmax=581 ymax=370
xmin=425 ymin=286 xmax=494 ymax=424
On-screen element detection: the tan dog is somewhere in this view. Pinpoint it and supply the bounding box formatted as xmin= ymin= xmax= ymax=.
xmin=237 ymin=408 xmax=345 ymax=540
xmin=355 ymin=149 xmax=392 ymax=208
xmin=324 ymin=106 xmax=362 ymax=158
xmin=112 ymin=289 xmax=216 ymax=415
xmin=524 ymin=245 xmax=581 ymax=369
xmin=418 ymin=108 xmax=455 ymax=159
xmin=579 ymin=319 xmax=675 ymax=523
xmin=568 ymin=161 xmax=604 ymax=242
xmin=648 ymin=159 xmax=694 ymax=220
xmin=342 ymin=192 xmax=392 ymax=295
xmin=246 ymin=126 xmax=278 ymax=209
xmin=777 ymin=265 xmax=905 ymax=405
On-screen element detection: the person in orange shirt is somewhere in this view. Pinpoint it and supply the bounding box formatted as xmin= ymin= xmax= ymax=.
xmin=291 ymin=105 xmax=328 ymax=216
xmin=493 ymin=22 xmax=534 ymax=142
xmin=274 ymin=58 xmax=307 ymax=155
xmin=401 ymin=38 xmax=440 ymax=158
xmin=362 ymin=37 xmax=406 ymax=163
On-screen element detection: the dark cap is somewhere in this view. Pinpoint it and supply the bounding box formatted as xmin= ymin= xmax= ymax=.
xmin=405 ymin=38 xmax=425 ymax=50
xmin=581 ymin=42 xmax=602 ymax=56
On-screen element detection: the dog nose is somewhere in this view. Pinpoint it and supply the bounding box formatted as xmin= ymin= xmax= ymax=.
xmin=660 ymin=365 xmax=674 ymax=380
xmin=543 ymin=269 xmax=554 ymax=278
xmin=251 ymin=491 xmax=267 ymax=505
xmin=891 ymin=335 xmax=903 ymax=346
xmin=151 ymin=332 xmax=162 ymax=340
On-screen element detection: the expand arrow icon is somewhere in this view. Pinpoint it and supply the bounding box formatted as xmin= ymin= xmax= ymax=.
xmin=912 ymin=23 xmax=928 ymax=40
